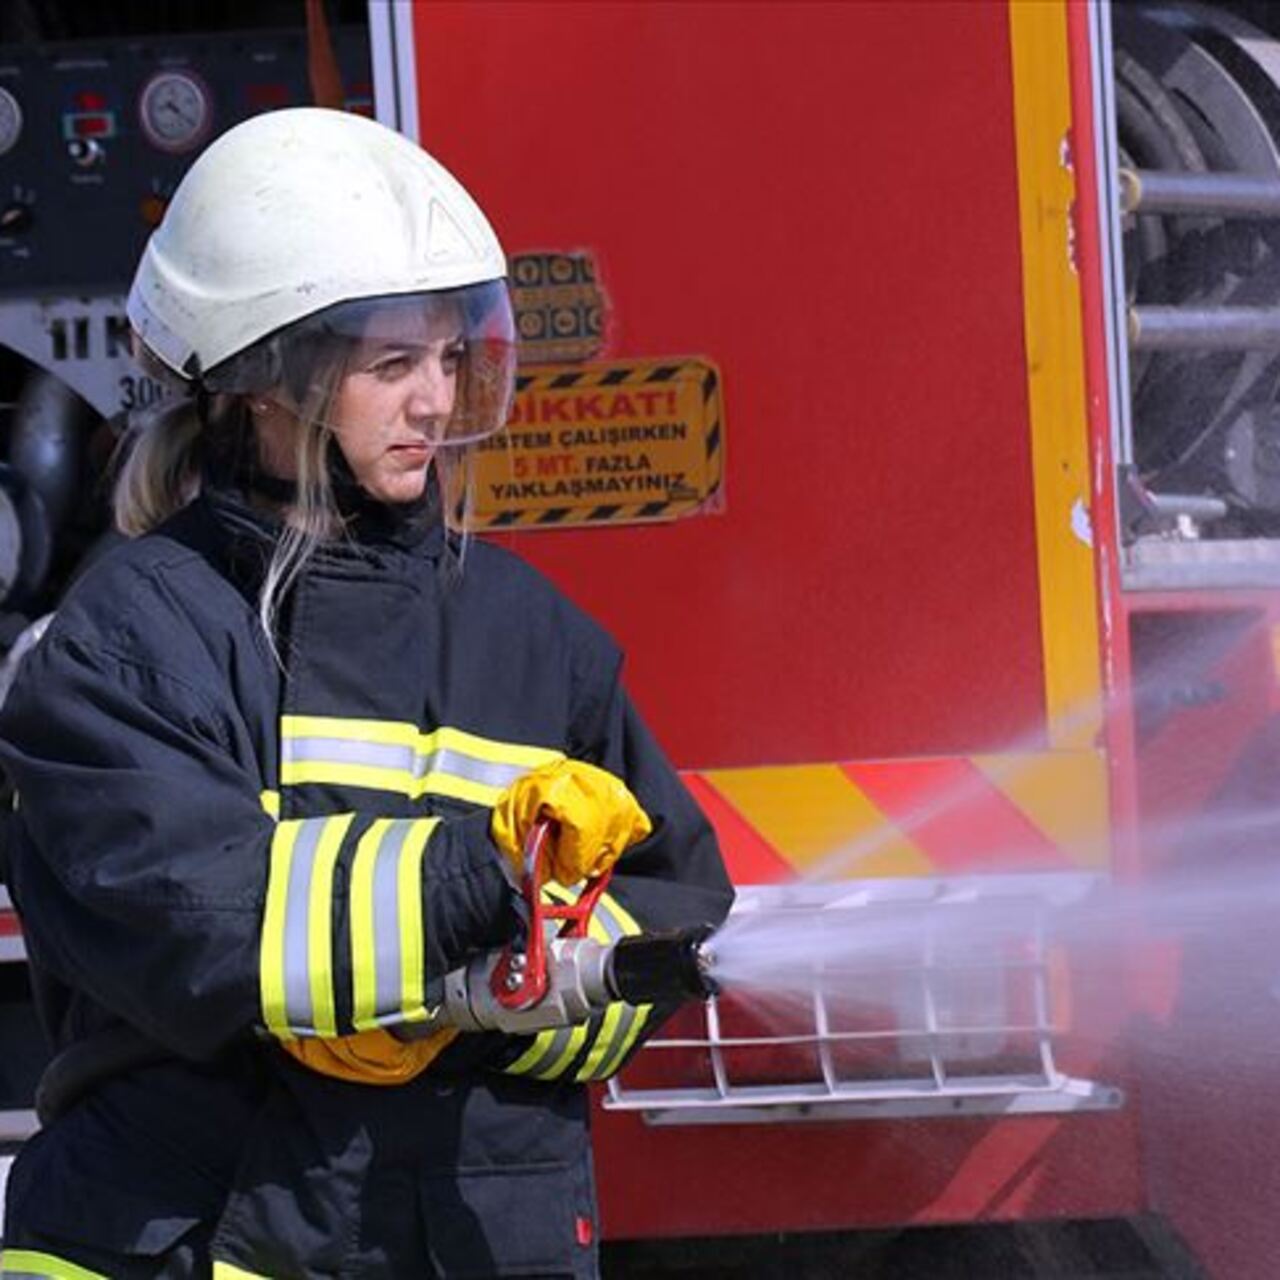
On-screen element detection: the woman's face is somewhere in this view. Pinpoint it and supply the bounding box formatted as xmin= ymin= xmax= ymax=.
xmin=329 ymin=301 xmax=464 ymax=504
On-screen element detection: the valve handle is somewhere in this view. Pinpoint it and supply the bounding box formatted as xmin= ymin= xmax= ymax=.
xmin=491 ymin=818 xmax=613 ymax=1010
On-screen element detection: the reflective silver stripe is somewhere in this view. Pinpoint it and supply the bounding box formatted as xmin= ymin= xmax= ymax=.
xmin=285 ymin=737 xmax=413 ymax=770
xmin=576 ymin=891 xmax=646 ymax=1078
xmin=505 ymin=885 xmax=634 ymax=1080
xmin=590 ymin=1002 xmax=653 ymax=1081
xmin=284 ymin=736 xmax=528 ymax=791
xmin=528 ymin=1024 xmax=582 ymax=1077
xmin=283 ymin=818 xmax=324 ymax=1032
xmin=372 ymin=820 xmax=411 ymax=1023
xmin=431 ymin=747 xmax=525 ymax=791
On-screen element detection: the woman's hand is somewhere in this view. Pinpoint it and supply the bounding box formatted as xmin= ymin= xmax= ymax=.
xmin=491 ymin=759 xmax=652 ymax=886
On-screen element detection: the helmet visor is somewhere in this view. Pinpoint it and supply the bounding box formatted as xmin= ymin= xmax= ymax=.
xmin=268 ymin=281 xmax=516 ymax=448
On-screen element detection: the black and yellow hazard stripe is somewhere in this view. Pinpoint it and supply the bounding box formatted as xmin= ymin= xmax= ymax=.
xmin=478 ymin=357 xmax=724 ymax=530
xmin=280 ymin=715 xmax=563 ymax=807
xmin=502 ymin=885 xmax=652 ymax=1083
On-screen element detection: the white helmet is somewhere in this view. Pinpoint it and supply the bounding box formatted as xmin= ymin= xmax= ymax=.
xmin=127 ymin=108 xmax=515 ymax=444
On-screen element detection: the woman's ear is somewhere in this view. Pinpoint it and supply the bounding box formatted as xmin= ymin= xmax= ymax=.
xmin=249 ymin=399 xmax=300 ymax=479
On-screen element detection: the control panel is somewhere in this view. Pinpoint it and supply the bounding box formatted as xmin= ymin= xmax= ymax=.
xmin=0 ymin=25 xmax=372 ymax=295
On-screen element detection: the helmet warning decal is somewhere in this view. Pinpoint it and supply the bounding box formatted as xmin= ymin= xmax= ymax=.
xmin=471 ymin=356 xmax=725 ymax=529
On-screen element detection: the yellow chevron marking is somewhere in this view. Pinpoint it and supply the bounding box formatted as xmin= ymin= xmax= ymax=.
xmin=702 ymin=763 xmax=933 ymax=879
xmin=974 ymin=750 xmax=1109 ymax=868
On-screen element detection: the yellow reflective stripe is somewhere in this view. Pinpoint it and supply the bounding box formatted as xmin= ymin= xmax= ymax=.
xmin=282 ymin=715 xmax=418 ymax=747
xmin=259 ymin=789 xmax=280 ymax=819
xmin=576 ymin=1002 xmax=626 ymax=1081
xmin=596 ymin=890 xmax=641 ymax=936
xmin=285 ymin=715 xmax=560 ymax=768
xmin=540 ymin=885 xmax=614 ymax=947
xmin=571 ymin=884 xmax=648 ymax=1081
xmin=430 ymin=726 xmax=558 ymax=769
xmin=415 ymin=772 xmax=507 ymax=807
xmin=542 ymin=882 xmax=612 ymax=944
xmin=282 ymin=763 xmax=526 ymax=807
xmin=0 ymin=1250 xmax=107 ymax=1279
xmin=398 ymin=818 xmax=436 ymax=1022
xmin=506 ymin=1027 xmax=561 ymax=1074
xmin=593 ymin=1002 xmax=654 ymax=1080
xmin=533 ymin=1023 xmax=589 ymax=1080
xmin=307 ymin=813 xmax=351 ymax=1038
xmin=350 ymin=817 xmax=389 ymax=1030
xmin=281 ymin=717 xmax=563 ymax=768
xmin=260 ymin=819 xmax=301 ymax=1039
xmin=212 ymin=1264 xmax=273 ymax=1280
xmin=280 ymin=716 xmax=562 ymax=804
xmin=283 ymin=760 xmax=411 ymax=793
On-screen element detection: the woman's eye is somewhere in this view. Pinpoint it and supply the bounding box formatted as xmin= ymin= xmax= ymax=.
xmin=370 ymin=354 xmax=411 ymax=379
xmin=442 ymin=342 xmax=466 ymax=372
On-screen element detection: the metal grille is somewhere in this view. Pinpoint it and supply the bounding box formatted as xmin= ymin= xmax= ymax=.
xmin=606 ymin=875 xmax=1123 ymax=1125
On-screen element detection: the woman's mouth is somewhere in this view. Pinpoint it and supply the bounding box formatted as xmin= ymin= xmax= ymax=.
xmin=389 ymin=441 xmax=433 ymax=464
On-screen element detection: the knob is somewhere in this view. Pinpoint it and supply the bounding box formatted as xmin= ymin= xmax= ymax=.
xmin=67 ymin=137 xmax=103 ymax=167
xmin=0 ymin=202 xmax=32 ymax=233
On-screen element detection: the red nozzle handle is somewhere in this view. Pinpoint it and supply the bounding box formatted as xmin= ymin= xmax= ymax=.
xmin=491 ymin=818 xmax=613 ymax=1010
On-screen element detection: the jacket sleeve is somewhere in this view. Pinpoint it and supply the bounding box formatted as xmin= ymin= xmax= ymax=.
xmin=0 ymin=631 xmax=519 ymax=1061
xmin=498 ymin=646 xmax=734 ymax=1084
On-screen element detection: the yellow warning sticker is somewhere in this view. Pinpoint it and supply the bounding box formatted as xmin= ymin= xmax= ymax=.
xmin=471 ymin=356 xmax=724 ymax=529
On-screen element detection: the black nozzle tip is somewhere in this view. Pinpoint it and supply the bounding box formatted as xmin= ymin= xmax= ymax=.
xmin=607 ymin=924 xmax=719 ymax=1006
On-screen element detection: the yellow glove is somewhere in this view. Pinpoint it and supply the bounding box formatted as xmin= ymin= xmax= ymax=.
xmin=491 ymin=758 xmax=652 ymax=886
xmin=281 ymin=1026 xmax=458 ymax=1085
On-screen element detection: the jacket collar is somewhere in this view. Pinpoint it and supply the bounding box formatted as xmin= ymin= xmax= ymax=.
xmin=201 ymin=433 xmax=449 ymax=560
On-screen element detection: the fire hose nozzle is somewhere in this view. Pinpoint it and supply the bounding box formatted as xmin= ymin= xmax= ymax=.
xmin=416 ymin=925 xmax=720 ymax=1036
xmin=407 ymin=821 xmax=721 ymax=1035
xmin=605 ymin=924 xmax=720 ymax=1006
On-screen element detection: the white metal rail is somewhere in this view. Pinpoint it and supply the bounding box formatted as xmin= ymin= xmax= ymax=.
xmin=606 ymin=876 xmax=1122 ymax=1125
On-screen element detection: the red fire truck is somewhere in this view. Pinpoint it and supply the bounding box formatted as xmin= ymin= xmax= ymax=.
xmin=5 ymin=1 xmax=1280 ymax=1274
xmin=377 ymin=3 xmax=1280 ymax=1275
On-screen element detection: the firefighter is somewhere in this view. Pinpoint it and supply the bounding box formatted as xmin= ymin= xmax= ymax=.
xmin=0 ymin=108 xmax=733 ymax=1279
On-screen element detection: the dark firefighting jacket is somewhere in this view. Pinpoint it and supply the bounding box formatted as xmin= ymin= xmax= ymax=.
xmin=0 ymin=478 xmax=733 ymax=1278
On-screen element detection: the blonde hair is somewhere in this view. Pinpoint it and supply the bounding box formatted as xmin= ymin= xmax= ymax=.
xmin=113 ymin=384 xmax=474 ymax=652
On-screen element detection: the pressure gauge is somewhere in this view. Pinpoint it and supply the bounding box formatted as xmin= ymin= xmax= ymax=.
xmin=0 ymin=88 xmax=23 ymax=158
xmin=138 ymin=70 xmax=212 ymax=154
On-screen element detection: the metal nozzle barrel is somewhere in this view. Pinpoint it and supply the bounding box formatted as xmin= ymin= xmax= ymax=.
xmin=605 ymin=925 xmax=719 ymax=1005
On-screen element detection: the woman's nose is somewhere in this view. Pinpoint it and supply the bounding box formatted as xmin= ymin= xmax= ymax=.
xmin=405 ymin=356 xmax=456 ymax=422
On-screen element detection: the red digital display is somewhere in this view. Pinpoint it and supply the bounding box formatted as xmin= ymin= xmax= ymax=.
xmin=61 ymin=110 xmax=117 ymax=142
xmin=73 ymin=91 xmax=107 ymax=111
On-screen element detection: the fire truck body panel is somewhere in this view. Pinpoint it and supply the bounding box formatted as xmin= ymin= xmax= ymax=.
xmin=411 ymin=0 xmax=1055 ymax=771
xmin=398 ymin=0 xmax=1146 ymax=1242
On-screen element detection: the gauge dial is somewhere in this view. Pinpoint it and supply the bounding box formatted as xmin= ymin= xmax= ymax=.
xmin=139 ymin=70 xmax=212 ymax=154
xmin=0 ymin=88 xmax=23 ymax=158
